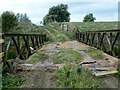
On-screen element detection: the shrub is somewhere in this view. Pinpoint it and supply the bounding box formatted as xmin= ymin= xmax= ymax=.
xmin=2 ymin=74 xmax=25 ymax=88
xmin=2 ymin=11 xmax=18 ymax=33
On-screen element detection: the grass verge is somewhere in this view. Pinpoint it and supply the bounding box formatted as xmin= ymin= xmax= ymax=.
xmin=87 ymin=48 xmax=104 ymax=59
xmin=50 ymin=23 xmax=75 ymax=40
xmin=55 ymin=64 xmax=104 ymax=88
xmin=2 ymin=74 xmax=25 ymax=88
xmin=26 ymin=52 xmax=47 ymax=64
xmin=45 ymin=25 xmax=67 ymax=43
xmin=57 ymin=35 xmax=66 ymax=43
xmin=114 ymin=68 xmax=120 ymax=77
xmin=62 ymin=22 xmax=118 ymax=32
xmin=53 ymin=49 xmax=82 ymax=64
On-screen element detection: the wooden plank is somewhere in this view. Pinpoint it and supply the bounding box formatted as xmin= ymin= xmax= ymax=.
xmin=94 ymin=70 xmax=118 ymax=76
xmin=95 ymin=67 xmax=115 ymax=71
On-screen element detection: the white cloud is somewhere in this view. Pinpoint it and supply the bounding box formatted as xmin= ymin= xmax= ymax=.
xmin=95 ymin=13 xmax=118 ymax=22
xmin=69 ymin=2 xmax=118 ymax=22
xmin=69 ymin=2 xmax=117 ymax=14
xmin=0 ymin=0 xmax=119 ymax=24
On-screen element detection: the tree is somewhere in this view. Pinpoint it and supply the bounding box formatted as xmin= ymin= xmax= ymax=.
xmin=16 ymin=13 xmax=30 ymax=23
xmin=2 ymin=11 xmax=18 ymax=33
xmin=43 ymin=4 xmax=70 ymax=25
xmin=16 ymin=13 xmax=20 ymax=21
xmin=83 ymin=13 xmax=96 ymax=22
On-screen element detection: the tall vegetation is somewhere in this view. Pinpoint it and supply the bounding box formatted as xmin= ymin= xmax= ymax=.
xmin=2 ymin=11 xmax=18 ymax=33
xmin=83 ymin=13 xmax=96 ymax=22
xmin=2 ymin=11 xmax=33 ymax=34
xmin=43 ymin=4 xmax=70 ymax=25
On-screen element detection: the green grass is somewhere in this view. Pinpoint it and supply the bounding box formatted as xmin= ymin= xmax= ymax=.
xmin=87 ymin=48 xmax=105 ymax=59
xmin=27 ymin=52 xmax=46 ymax=64
xmin=2 ymin=74 xmax=25 ymax=88
xmin=53 ymin=49 xmax=83 ymax=64
xmin=64 ymin=31 xmax=75 ymax=40
xmin=52 ymin=23 xmax=75 ymax=40
xmin=6 ymin=50 xmax=17 ymax=60
xmin=56 ymin=64 xmax=104 ymax=88
xmin=50 ymin=22 xmax=118 ymax=41
xmin=46 ymin=36 xmax=53 ymax=44
xmin=46 ymin=26 xmax=59 ymax=36
xmin=62 ymin=22 xmax=118 ymax=32
xmin=45 ymin=25 xmax=67 ymax=42
xmin=114 ymin=68 xmax=120 ymax=77
xmin=57 ymin=35 xmax=66 ymax=43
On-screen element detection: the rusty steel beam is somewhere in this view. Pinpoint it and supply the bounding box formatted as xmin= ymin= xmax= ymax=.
xmin=3 ymin=33 xmax=46 ymax=36
xmin=2 ymin=33 xmax=46 ymax=60
xmin=80 ymin=30 xmax=120 ymax=33
xmin=76 ymin=30 xmax=120 ymax=57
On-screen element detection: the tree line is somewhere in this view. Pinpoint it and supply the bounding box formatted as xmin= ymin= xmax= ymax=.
xmin=1 ymin=4 xmax=96 ymax=33
xmin=43 ymin=4 xmax=96 ymax=25
xmin=1 ymin=11 xmax=31 ymax=33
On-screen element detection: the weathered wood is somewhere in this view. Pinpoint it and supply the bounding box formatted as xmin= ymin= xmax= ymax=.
xmin=95 ymin=67 xmax=114 ymax=71
xmin=94 ymin=70 xmax=118 ymax=76
xmin=17 ymin=64 xmax=57 ymax=72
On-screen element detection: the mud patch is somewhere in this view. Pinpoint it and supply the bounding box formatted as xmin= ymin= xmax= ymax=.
xmin=19 ymin=71 xmax=57 ymax=88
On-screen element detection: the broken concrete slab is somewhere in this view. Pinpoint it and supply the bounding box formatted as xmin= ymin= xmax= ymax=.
xmin=80 ymin=59 xmax=118 ymax=76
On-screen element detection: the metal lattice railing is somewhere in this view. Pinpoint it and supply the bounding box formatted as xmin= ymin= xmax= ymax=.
xmin=76 ymin=30 xmax=120 ymax=58
xmin=2 ymin=33 xmax=46 ymax=60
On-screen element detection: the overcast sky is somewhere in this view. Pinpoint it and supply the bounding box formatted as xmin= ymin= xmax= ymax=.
xmin=0 ymin=0 xmax=119 ymax=24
